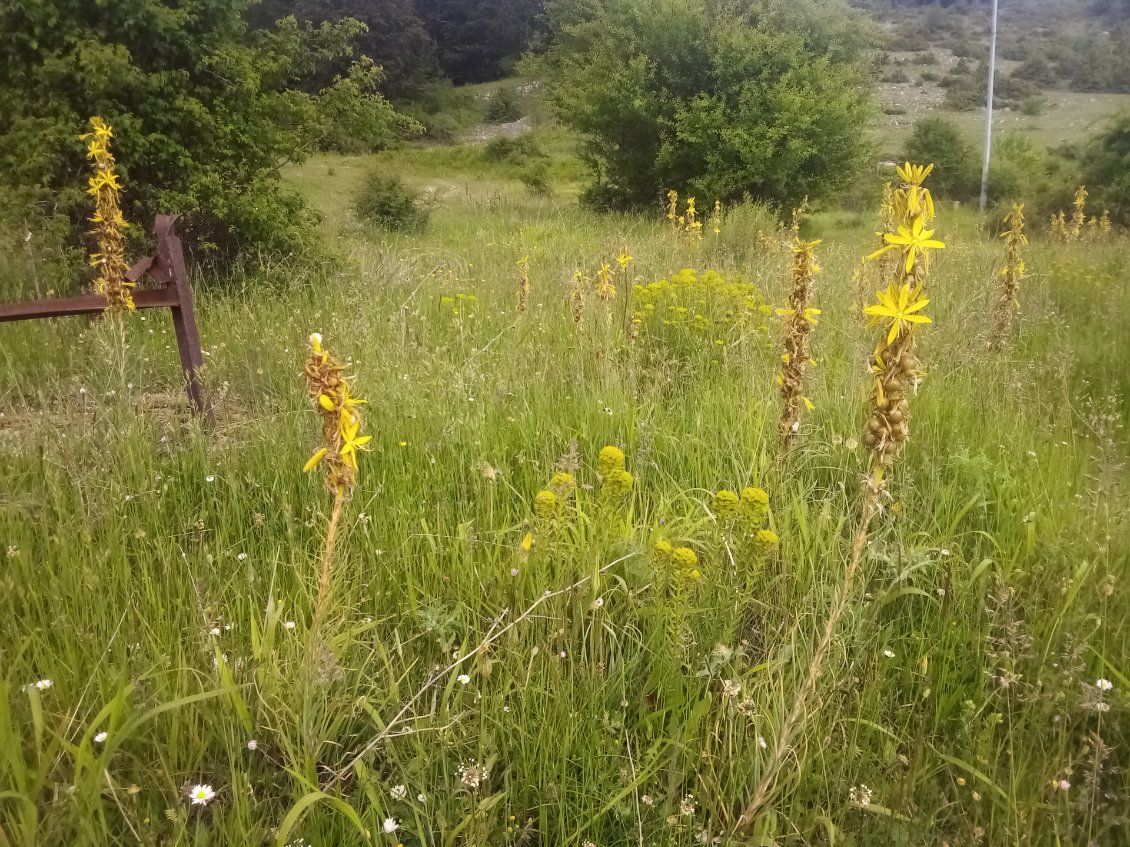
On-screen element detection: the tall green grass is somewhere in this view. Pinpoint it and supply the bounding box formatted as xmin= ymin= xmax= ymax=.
xmin=0 ymin=158 xmax=1126 ymax=846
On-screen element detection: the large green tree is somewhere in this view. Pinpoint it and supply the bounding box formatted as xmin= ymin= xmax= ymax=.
xmin=249 ymin=0 xmax=442 ymax=99
xmin=415 ymin=0 xmax=544 ymax=83
xmin=0 ymin=0 xmax=413 ymax=265
xmin=543 ymin=0 xmax=874 ymax=211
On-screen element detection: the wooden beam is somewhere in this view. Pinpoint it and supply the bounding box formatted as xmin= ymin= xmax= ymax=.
xmin=0 ymin=285 xmax=180 ymax=322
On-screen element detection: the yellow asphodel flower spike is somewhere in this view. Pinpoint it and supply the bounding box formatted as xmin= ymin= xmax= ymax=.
xmin=81 ymin=116 xmax=134 ymax=310
xmin=304 ymin=333 xmax=369 ymax=493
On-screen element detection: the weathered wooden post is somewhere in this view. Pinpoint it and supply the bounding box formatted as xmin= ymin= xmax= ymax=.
xmin=0 ymin=215 xmax=214 ymax=426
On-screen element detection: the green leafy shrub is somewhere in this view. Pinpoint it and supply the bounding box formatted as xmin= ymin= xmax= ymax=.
xmin=0 ymin=4 xmax=416 ymax=268
xmin=483 ymin=135 xmax=546 ymax=164
xmin=903 ymin=117 xmax=979 ymax=201
xmin=543 ymin=0 xmax=872 ymax=211
xmin=484 ymin=86 xmax=523 ymax=123
xmin=354 ymin=173 xmax=430 ymax=230
xmin=1021 ymin=95 xmax=1047 ymax=117
xmin=519 ymin=161 xmax=553 ymax=196
xmin=1080 ymin=111 xmax=1130 ymax=224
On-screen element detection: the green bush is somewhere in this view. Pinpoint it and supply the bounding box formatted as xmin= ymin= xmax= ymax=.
xmin=483 ymin=135 xmax=546 ymax=164
xmin=1080 ymin=111 xmax=1130 ymax=225
xmin=354 ymin=173 xmax=430 ymax=230
xmin=0 ymin=3 xmax=416 ymax=268
xmin=484 ymin=86 xmax=523 ymax=123
xmin=1021 ymin=95 xmax=1047 ymax=117
xmin=543 ymin=0 xmax=872 ymax=211
xmin=903 ymin=117 xmax=979 ymax=201
xmin=519 ymin=161 xmax=553 ymax=196
xmin=398 ymin=81 xmax=481 ymax=141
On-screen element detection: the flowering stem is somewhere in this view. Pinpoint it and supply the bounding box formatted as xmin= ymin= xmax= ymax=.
xmin=311 ymin=491 xmax=345 ymax=638
xmin=735 ymin=480 xmax=882 ymax=832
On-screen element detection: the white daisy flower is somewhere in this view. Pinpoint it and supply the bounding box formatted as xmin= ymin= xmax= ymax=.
xmin=188 ymin=784 xmax=216 ymax=805
xmin=457 ymin=674 xmax=471 ymax=685
xmin=34 ymin=679 xmax=53 ymax=691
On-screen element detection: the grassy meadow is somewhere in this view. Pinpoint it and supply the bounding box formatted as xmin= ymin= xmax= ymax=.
xmin=1 ymin=139 xmax=1129 ymax=847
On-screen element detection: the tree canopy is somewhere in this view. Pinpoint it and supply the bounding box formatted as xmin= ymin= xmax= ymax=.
xmin=0 ymin=0 xmax=414 ymax=265
xmin=542 ymin=0 xmax=874 ymax=211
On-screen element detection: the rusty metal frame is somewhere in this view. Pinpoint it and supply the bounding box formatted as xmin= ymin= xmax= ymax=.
xmin=0 ymin=215 xmax=214 ymax=426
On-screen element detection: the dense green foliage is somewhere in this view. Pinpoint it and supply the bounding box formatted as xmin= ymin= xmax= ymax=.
xmin=353 ymin=171 xmax=431 ymax=228
xmin=543 ymin=0 xmax=874 ymax=211
xmin=904 ymin=117 xmax=978 ymax=199
xmin=249 ymin=0 xmax=442 ymax=99
xmin=1081 ymin=111 xmax=1130 ymax=225
xmin=0 ymin=0 xmax=413 ymax=266
xmin=416 ymin=0 xmax=544 ymax=83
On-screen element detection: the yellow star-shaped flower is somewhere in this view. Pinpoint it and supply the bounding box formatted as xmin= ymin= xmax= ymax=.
xmin=869 ymin=216 xmax=945 ymax=273
xmin=338 ymin=412 xmax=372 ymax=470
xmin=864 ymin=282 xmax=932 ymax=345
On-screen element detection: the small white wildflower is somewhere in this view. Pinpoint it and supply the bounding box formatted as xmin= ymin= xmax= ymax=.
xmin=883 ymin=649 xmax=896 ymax=659
xmin=390 ymin=784 xmax=407 ymax=801
xmin=247 ymin=740 xmax=257 ymax=751
xmin=560 ymin=650 xmax=567 ymax=658
xmin=205 ymin=475 xmax=215 ymax=483
xmin=641 ymin=794 xmax=654 ymax=806
xmin=591 ymin=596 xmax=604 ymax=610
xmin=721 ymin=679 xmax=741 ymax=699
xmin=382 ymin=817 xmax=398 ymax=834
xmin=237 ymin=552 xmax=248 ymax=561
xmin=757 ymin=736 xmax=767 ymax=750
xmin=189 ymin=784 xmax=216 ymax=806
xmin=210 ymin=627 xmax=221 ymax=636
xmin=34 ymin=679 xmax=53 ymax=691
xmin=457 ymin=674 xmax=471 ymax=685
xmin=511 ymin=567 xmax=520 ymax=577
xmin=849 ymin=784 xmax=872 ymax=808
xmin=1058 ymin=779 xmax=1071 ymax=791
xmin=416 ymin=793 xmax=426 ymax=803
xmin=1096 ymin=678 xmax=1113 ymax=692
xmin=679 ymin=793 xmax=696 ymax=816
xmin=458 ymin=760 xmax=486 ymax=789
xmin=284 ymin=621 xmax=296 ymax=631
xmin=93 ymin=731 xmax=108 ymax=744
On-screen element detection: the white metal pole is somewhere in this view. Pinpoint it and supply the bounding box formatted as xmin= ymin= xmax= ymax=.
xmin=980 ymin=0 xmax=999 ymax=213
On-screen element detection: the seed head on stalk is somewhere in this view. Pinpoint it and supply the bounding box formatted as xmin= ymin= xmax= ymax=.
xmin=990 ymin=203 xmax=1028 ymax=351
xmin=777 ymin=203 xmax=821 ymax=443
